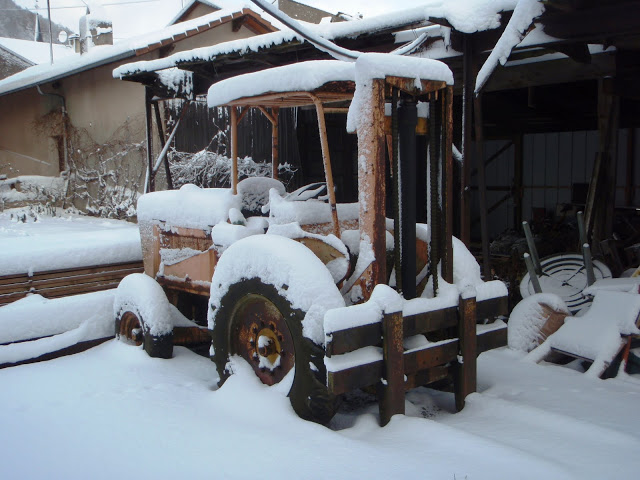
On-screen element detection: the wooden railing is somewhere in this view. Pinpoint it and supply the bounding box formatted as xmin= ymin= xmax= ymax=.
xmin=0 ymin=261 xmax=144 ymax=306
xmin=324 ymin=290 xmax=508 ymax=426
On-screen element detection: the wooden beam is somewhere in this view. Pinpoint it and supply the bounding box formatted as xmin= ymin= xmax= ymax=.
xmin=461 ymin=35 xmax=473 ymax=246
xmin=474 ymin=91 xmax=491 ymax=279
xmin=442 ymin=86 xmax=454 ymax=284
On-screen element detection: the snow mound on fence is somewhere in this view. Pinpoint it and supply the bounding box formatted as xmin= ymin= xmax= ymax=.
xmin=208 ymin=235 xmax=344 ymax=345
xmin=114 ymin=274 xmax=173 ymax=336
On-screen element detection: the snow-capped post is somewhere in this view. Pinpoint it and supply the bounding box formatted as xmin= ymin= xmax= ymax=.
xmin=455 ymin=291 xmax=477 ymax=412
xmin=380 ymin=307 xmax=404 ymax=426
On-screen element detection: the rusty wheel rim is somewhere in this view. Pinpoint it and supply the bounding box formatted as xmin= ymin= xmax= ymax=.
xmin=230 ymin=294 xmax=295 ymax=386
xmin=119 ymin=311 xmax=143 ymax=346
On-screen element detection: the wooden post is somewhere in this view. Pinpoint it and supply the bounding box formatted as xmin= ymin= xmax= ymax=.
xmin=455 ymin=293 xmax=477 ymax=411
xmin=514 ymin=135 xmax=523 ymax=228
xmin=356 ymin=79 xmax=387 ymax=300
xmin=625 ymin=128 xmax=635 ymax=206
xmin=144 ymin=87 xmax=154 ymax=193
xmin=474 ymin=92 xmax=491 ymax=279
xmin=311 ymin=96 xmax=340 ymax=239
xmin=380 ymin=309 xmax=404 ymax=426
xmin=461 ymin=35 xmax=473 ymax=246
xmin=272 ymin=107 xmax=279 ymax=180
xmin=442 ymin=86 xmax=454 ymax=284
xmin=230 ymin=106 xmax=239 ymax=195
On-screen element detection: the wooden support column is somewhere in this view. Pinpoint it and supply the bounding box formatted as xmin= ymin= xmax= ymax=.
xmin=311 ymin=96 xmax=340 ymax=239
xmin=357 ymin=78 xmax=387 ymax=300
xmin=379 ymin=309 xmax=404 ymax=426
xmin=442 ymin=86 xmax=454 ymax=284
xmin=474 ymin=92 xmax=491 ymax=279
xmin=586 ymin=78 xmax=620 ymax=245
xmin=455 ymin=294 xmax=477 ymax=412
xmin=514 ymin=134 xmax=524 ymax=228
xmin=144 ymin=87 xmax=154 ymax=193
xmin=461 ymin=35 xmax=474 ymax=246
xmin=230 ymin=106 xmax=239 ymax=195
xmin=272 ymin=107 xmax=280 ymax=179
xmin=153 ymin=101 xmax=174 ymax=190
xmin=625 ymin=128 xmax=635 ymax=206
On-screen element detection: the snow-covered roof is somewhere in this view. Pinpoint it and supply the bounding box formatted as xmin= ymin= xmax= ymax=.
xmin=0 ymin=6 xmax=275 ymax=97
xmin=114 ymin=1 xmax=523 ymax=79
xmin=207 ymin=60 xmax=355 ymax=107
xmin=167 ymin=0 xmax=223 ymax=26
xmin=0 ymin=37 xmax=75 ymax=66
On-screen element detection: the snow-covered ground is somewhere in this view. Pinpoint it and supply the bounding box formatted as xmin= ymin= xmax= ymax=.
xmin=0 ymin=338 xmax=638 ymax=479
xmin=0 ymin=207 xmax=141 ymax=275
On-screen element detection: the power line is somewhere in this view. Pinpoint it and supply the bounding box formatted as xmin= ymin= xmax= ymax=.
xmin=0 ymin=0 xmax=161 ymax=11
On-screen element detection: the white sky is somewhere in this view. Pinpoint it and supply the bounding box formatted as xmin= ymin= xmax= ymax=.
xmin=11 ymin=0 xmax=429 ymax=40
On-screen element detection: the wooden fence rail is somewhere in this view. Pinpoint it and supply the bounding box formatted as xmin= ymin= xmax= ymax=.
xmin=325 ymin=292 xmax=508 ymax=426
xmin=0 ymin=261 xmax=144 ymax=306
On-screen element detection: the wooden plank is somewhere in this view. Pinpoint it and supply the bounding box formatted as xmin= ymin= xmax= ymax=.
xmin=327 ymin=305 xmax=458 ymax=357
xmin=329 ymin=340 xmax=459 ymax=396
xmin=326 ymin=323 xmax=381 ymax=357
xmin=476 ymin=295 xmax=509 ymax=321
xmin=402 ymin=306 xmax=458 ymax=336
xmin=379 ymin=310 xmax=405 ymax=426
xmin=405 ymin=365 xmax=450 ymax=390
xmin=2 ymin=261 xmax=143 ymax=282
xmin=327 ymin=360 xmax=382 ymax=396
xmin=403 ymin=339 xmax=459 ymax=375
xmin=477 ymin=325 xmax=508 ymax=354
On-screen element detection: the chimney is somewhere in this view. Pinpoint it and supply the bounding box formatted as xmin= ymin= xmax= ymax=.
xmin=79 ymin=5 xmax=113 ymax=54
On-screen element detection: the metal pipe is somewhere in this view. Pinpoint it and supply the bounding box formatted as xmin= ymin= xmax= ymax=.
xmin=524 ymin=253 xmax=542 ymax=293
xmin=522 ymin=221 xmax=542 ymax=275
xmin=577 ymin=211 xmax=588 ymax=251
xmin=582 ymin=243 xmax=596 ymax=286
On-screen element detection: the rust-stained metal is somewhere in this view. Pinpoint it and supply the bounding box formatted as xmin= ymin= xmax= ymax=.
xmin=230 ymin=294 xmax=295 ymax=385
xmin=442 ymin=86 xmax=454 ymax=284
xmin=230 ymin=106 xmax=239 ymax=194
xmin=272 ymin=107 xmax=279 ymax=179
xmin=310 ymin=94 xmax=341 ymax=239
xmin=455 ymin=294 xmax=477 ymax=412
xmin=357 ymin=78 xmax=387 ymax=301
xmin=380 ymin=310 xmax=405 ymax=426
xmin=118 ymin=311 xmax=143 ymax=346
